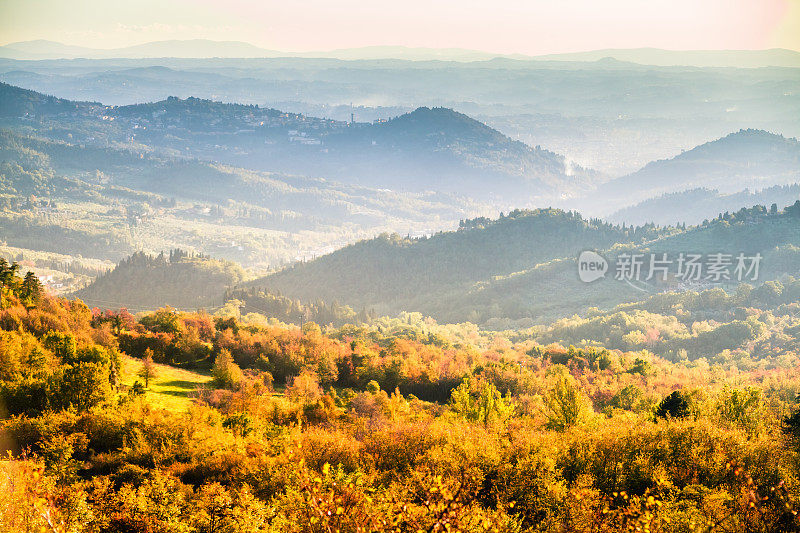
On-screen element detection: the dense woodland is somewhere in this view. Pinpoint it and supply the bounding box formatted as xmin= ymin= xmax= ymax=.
xmin=74 ymin=250 xmax=245 ymax=311
xmin=1 ymin=264 xmax=800 ymax=531
xmin=254 ymin=208 xmax=672 ymax=319
xmin=223 ymin=286 xmax=372 ymax=328
xmin=47 ymin=204 xmax=800 ymax=329
xmin=254 ymin=205 xmax=800 ymax=325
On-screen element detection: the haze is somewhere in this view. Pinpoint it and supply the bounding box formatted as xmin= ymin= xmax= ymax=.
xmin=2 ymin=0 xmax=799 ymax=54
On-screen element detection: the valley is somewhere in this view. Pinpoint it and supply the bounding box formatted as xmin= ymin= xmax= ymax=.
xmin=1 ymin=32 xmax=800 ymax=531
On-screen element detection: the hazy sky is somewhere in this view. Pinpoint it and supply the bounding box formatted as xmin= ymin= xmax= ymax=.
xmin=2 ymin=0 xmax=799 ymax=53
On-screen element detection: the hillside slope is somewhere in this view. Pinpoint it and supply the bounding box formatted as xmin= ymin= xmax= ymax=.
xmin=596 ymin=130 xmax=800 ymax=207
xmin=608 ymin=184 xmax=800 ymax=226
xmin=73 ymin=250 xmax=245 ymax=310
xmin=252 ymin=209 xmax=669 ymax=320
xmin=0 ymin=82 xmax=100 ymax=118
xmin=309 ymin=106 xmax=596 ymax=194
xmin=0 ymin=83 xmax=597 ymax=200
xmin=0 ymin=128 xmax=478 ymax=266
xmin=473 ymin=205 xmax=800 ymax=325
xmin=110 ymin=100 xmax=598 ymax=197
xmin=254 ymin=204 xmax=800 ymax=326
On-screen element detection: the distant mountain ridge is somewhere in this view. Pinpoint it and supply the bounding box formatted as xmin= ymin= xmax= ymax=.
xmin=2 ymin=81 xmax=796 ymax=214
xmin=594 ymin=129 xmax=800 ymax=209
xmin=0 ymin=82 xmax=598 ymax=199
xmin=534 ymin=47 xmax=800 ymax=68
xmin=0 ymin=39 xmax=276 ymax=60
xmin=2 ymin=53 xmax=796 ymax=180
xmin=0 ymin=40 xmax=509 ymax=62
xmin=2 ymin=39 xmax=798 ymax=66
xmin=608 ymin=185 xmax=800 ymax=226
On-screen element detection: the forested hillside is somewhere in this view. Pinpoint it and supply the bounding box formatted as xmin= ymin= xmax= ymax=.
xmin=2 ymin=266 xmax=800 ymax=531
xmin=73 ymin=250 xmax=245 ymax=310
xmin=451 ymin=204 xmax=800 ymax=325
xmin=523 ymin=275 xmax=800 ymax=362
xmin=255 ymin=204 xmax=800 ymax=326
xmin=223 ymin=286 xmax=371 ymax=327
xmin=253 ymin=208 xmax=672 ymax=321
xmin=0 ymin=81 xmax=99 ymax=117
xmin=68 ymin=249 xmax=373 ymax=323
xmin=277 ymin=106 xmax=598 ymax=194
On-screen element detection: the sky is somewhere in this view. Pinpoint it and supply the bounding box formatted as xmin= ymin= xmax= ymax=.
xmin=1 ymin=0 xmax=799 ymax=54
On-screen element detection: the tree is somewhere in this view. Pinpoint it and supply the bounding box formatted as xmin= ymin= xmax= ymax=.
xmin=20 ymin=272 xmax=42 ymax=306
xmin=655 ymin=390 xmax=690 ymax=420
xmin=0 ymin=259 xmax=19 ymax=288
xmin=211 ymin=349 xmax=243 ymax=390
xmin=628 ymin=356 xmax=652 ymax=376
xmin=782 ymin=401 xmax=800 ymax=450
xmin=138 ymin=349 xmax=157 ymax=389
xmin=109 ymin=361 xmax=119 ymax=391
xmin=130 ymin=381 xmax=145 ymax=396
xmin=55 ymin=362 xmax=112 ymax=412
xmin=717 ymin=386 xmax=762 ymax=434
xmin=544 ymin=373 xmax=590 ymax=431
xmin=286 ymin=370 xmax=322 ymax=405
xmin=43 ymin=332 xmax=77 ymax=362
xmin=752 ymin=280 xmax=784 ymax=307
xmin=108 ymin=349 xmax=121 ymax=391
xmin=366 ymin=380 xmax=381 ymax=394
xmin=450 ymin=377 xmax=515 ymax=428
xmin=610 ymin=384 xmax=644 ymax=412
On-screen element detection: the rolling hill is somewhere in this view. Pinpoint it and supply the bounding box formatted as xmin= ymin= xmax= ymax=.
xmin=3 ymin=56 xmax=797 ymax=179
xmin=108 ymin=99 xmax=598 ymax=197
xmin=250 ymin=204 xmax=800 ymax=326
xmin=73 ymin=250 xmax=245 ymax=311
xmin=0 ymin=127 xmax=480 ymax=267
xmin=0 ymin=82 xmax=598 ymax=200
xmin=248 ymin=209 xmax=670 ymax=321
xmin=607 ymin=185 xmax=800 ymax=226
xmin=593 ymin=129 xmax=800 ymax=210
xmin=0 ymin=81 xmax=100 ymax=117
xmin=260 ymin=106 xmax=597 ymax=196
xmin=534 ymin=48 xmax=800 ymax=68
xmin=71 ymin=249 xmax=370 ymax=323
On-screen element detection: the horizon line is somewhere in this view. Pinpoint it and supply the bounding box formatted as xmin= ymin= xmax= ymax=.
xmin=2 ymin=38 xmax=799 ymax=57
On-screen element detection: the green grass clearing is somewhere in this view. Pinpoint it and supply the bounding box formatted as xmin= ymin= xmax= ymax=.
xmin=120 ymin=354 xmax=212 ymax=411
